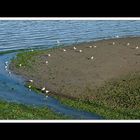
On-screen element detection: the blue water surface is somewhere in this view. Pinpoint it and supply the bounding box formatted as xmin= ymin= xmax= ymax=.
xmin=0 ymin=20 xmax=140 ymax=51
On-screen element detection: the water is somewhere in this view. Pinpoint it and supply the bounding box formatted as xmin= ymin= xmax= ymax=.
xmin=0 ymin=52 xmax=102 ymax=119
xmin=0 ymin=20 xmax=140 ymax=119
xmin=0 ymin=20 xmax=140 ymax=51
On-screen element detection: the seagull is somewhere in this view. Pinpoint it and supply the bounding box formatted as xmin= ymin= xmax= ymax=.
xmin=19 ymin=64 xmax=22 ymax=67
xmin=127 ymin=43 xmax=130 ymax=46
xmin=63 ymin=49 xmax=66 ymax=52
xmin=45 ymin=90 xmax=49 ymax=94
xmin=47 ymin=54 xmax=51 ymax=57
xmin=28 ymin=85 xmax=31 ymax=88
xmin=8 ymin=71 xmax=11 ymax=74
xmin=31 ymin=49 xmax=34 ymax=52
xmin=136 ymin=46 xmax=139 ymax=49
xmin=116 ymin=35 xmax=119 ymax=38
xmin=45 ymin=95 xmax=48 ymax=98
xmin=94 ymin=45 xmax=97 ymax=48
xmin=29 ymin=80 xmax=33 ymax=82
xmin=46 ymin=61 xmax=48 ymax=64
xmin=89 ymin=46 xmax=92 ymax=48
xmin=5 ymin=66 xmax=8 ymax=69
xmin=5 ymin=61 xmax=8 ymax=65
xmin=41 ymin=87 xmax=45 ymax=91
xmin=79 ymin=50 xmax=82 ymax=52
xmin=90 ymin=56 xmax=94 ymax=60
xmin=112 ymin=42 xmax=115 ymax=45
xmin=73 ymin=46 xmax=77 ymax=50
xmin=57 ymin=40 xmax=60 ymax=46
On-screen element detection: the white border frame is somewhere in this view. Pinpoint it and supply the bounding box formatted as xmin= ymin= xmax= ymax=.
xmin=0 ymin=17 xmax=140 ymax=123
xmin=0 ymin=17 xmax=140 ymax=20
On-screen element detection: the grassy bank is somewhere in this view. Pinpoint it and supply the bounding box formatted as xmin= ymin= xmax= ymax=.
xmin=0 ymin=100 xmax=70 ymax=119
xmin=55 ymin=72 xmax=140 ymax=119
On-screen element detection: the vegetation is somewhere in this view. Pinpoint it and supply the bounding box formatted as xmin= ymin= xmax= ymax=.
xmin=0 ymin=100 xmax=70 ymax=119
xmin=56 ymin=73 xmax=140 ymax=119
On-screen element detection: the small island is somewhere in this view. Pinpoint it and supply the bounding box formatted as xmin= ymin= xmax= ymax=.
xmin=9 ymin=37 xmax=140 ymax=119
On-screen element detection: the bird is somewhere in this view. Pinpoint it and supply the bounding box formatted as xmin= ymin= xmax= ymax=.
xmin=112 ymin=42 xmax=115 ymax=45
xmin=79 ymin=50 xmax=82 ymax=52
xmin=8 ymin=71 xmax=11 ymax=74
xmin=19 ymin=64 xmax=22 ymax=67
xmin=89 ymin=46 xmax=92 ymax=48
xmin=116 ymin=35 xmax=119 ymax=38
xmin=57 ymin=40 xmax=60 ymax=46
xmin=90 ymin=56 xmax=94 ymax=60
xmin=5 ymin=61 xmax=8 ymax=65
xmin=28 ymin=85 xmax=31 ymax=88
xmin=41 ymin=87 xmax=45 ymax=91
xmin=73 ymin=46 xmax=77 ymax=50
xmin=45 ymin=95 xmax=48 ymax=98
xmin=46 ymin=61 xmax=48 ymax=64
xmin=5 ymin=66 xmax=8 ymax=69
xmin=94 ymin=45 xmax=97 ymax=48
xmin=47 ymin=54 xmax=51 ymax=57
xmin=63 ymin=49 xmax=66 ymax=52
xmin=127 ymin=43 xmax=130 ymax=46
xmin=31 ymin=49 xmax=34 ymax=52
xmin=45 ymin=90 xmax=49 ymax=94
xmin=29 ymin=79 xmax=33 ymax=82
xmin=136 ymin=46 xmax=139 ymax=49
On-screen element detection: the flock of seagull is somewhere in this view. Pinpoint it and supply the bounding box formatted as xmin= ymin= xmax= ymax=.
xmin=4 ymin=38 xmax=139 ymax=98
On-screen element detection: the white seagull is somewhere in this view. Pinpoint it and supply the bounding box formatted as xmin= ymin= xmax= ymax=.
xmin=45 ymin=90 xmax=49 ymax=94
xmin=112 ymin=42 xmax=115 ymax=45
xmin=5 ymin=61 xmax=8 ymax=65
xmin=5 ymin=66 xmax=8 ymax=69
xmin=19 ymin=64 xmax=22 ymax=67
xmin=63 ymin=49 xmax=66 ymax=52
xmin=57 ymin=40 xmax=60 ymax=46
xmin=89 ymin=46 xmax=92 ymax=48
xmin=46 ymin=61 xmax=48 ymax=64
xmin=29 ymin=80 xmax=33 ymax=82
xmin=127 ymin=43 xmax=130 ymax=46
xmin=41 ymin=87 xmax=46 ymax=91
xmin=47 ymin=54 xmax=51 ymax=57
xmin=94 ymin=45 xmax=97 ymax=48
xmin=73 ymin=46 xmax=77 ymax=50
xmin=136 ymin=46 xmax=139 ymax=49
xmin=90 ymin=56 xmax=94 ymax=60
xmin=8 ymin=71 xmax=11 ymax=74
xmin=79 ymin=50 xmax=82 ymax=52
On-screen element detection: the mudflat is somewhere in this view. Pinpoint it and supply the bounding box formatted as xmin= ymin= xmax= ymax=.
xmin=10 ymin=37 xmax=140 ymax=99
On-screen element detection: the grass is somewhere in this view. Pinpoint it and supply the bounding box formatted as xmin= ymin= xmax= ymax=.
xmin=0 ymin=100 xmax=70 ymax=119
xmin=55 ymin=72 xmax=140 ymax=119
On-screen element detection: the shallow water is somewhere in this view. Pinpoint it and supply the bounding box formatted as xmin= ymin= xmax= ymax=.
xmin=0 ymin=52 xmax=102 ymax=119
xmin=0 ymin=20 xmax=140 ymax=51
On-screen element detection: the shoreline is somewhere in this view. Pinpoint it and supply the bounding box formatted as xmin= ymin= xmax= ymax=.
xmin=9 ymin=37 xmax=140 ymax=119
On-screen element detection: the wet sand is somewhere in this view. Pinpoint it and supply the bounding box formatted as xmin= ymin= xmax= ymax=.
xmin=10 ymin=37 xmax=140 ymax=99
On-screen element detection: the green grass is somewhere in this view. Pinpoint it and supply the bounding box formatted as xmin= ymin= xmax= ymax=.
xmin=0 ymin=100 xmax=70 ymax=119
xmin=55 ymin=73 xmax=140 ymax=119
xmin=10 ymin=46 xmax=63 ymax=68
